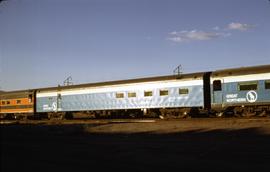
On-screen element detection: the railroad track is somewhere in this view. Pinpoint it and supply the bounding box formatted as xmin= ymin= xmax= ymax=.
xmin=1 ymin=116 xmax=270 ymax=125
xmin=0 ymin=118 xmax=158 ymax=125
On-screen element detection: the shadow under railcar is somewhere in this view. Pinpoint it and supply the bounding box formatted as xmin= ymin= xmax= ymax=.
xmin=1 ymin=119 xmax=270 ymax=172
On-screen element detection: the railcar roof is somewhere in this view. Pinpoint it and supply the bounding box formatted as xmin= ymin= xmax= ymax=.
xmin=212 ymin=64 xmax=270 ymax=77
xmin=0 ymin=72 xmax=206 ymax=94
xmin=1 ymin=64 xmax=269 ymax=95
xmin=37 ymin=72 xmax=206 ymax=92
xmin=0 ymin=90 xmax=34 ymax=99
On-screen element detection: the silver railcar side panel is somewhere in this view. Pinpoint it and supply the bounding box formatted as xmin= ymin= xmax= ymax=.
xmin=36 ymin=85 xmax=204 ymax=112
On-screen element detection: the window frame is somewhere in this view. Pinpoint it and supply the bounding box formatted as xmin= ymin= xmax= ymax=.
xmin=213 ymin=80 xmax=222 ymax=91
xmin=128 ymin=92 xmax=136 ymax=98
xmin=238 ymin=81 xmax=258 ymax=91
xmin=28 ymin=94 xmax=33 ymax=103
xmin=179 ymin=88 xmax=189 ymax=95
xmin=144 ymin=91 xmax=153 ymax=97
xmin=115 ymin=92 xmax=124 ymax=99
xmin=159 ymin=89 xmax=169 ymax=96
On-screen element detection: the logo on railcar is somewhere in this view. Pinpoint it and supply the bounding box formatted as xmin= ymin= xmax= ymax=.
xmin=52 ymin=102 xmax=57 ymax=111
xmin=246 ymin=91 xmax=257 ymax=103
xmin=226 ymin=94 xmax=246 ymax=102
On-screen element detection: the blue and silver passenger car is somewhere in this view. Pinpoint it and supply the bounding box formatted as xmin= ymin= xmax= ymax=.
xmin=210 ymin=65 xmax=270 ymax=115
xmin=36 ymin=73 xmax=207 ymax=115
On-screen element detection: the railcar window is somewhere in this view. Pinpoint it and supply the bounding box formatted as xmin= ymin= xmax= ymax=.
xmin=28 ymin=94 xmax=33 ymax=103
xmin=213 ymin=80 xmax=222 ymax=91
xmin=144 ymin=91 xmax=153 ymax=97
xmin=179 ymin=88 xmax=189 ymax=95
xmin=128 ymin=92 xmax=136 ymax=98
xmin=1 ymin=101 xmax=5 ymax=105
xmin=16 ymin=100 xmax=21 ymax=104
xmin=7 ymin=101 xmax=10 ymax=105
xmin=116 ymin=93 xmax=124 ymax=98
xmin=160 ymin=90 xmax=169 ymax=96
xmin=238 ymin=81 xmax=257 ymax=91
xmin=265 ymin=80 xmax=270 ymax=89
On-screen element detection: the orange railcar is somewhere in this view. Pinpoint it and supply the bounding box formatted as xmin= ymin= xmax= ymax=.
xmin=0 ymin=90 xmax=35 ymax=119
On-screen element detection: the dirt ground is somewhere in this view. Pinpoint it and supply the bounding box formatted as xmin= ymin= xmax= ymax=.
xmin=1 ymin=118 xmax=270 ymax=172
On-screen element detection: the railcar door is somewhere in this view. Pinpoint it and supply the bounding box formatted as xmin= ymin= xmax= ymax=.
xmin=212 ymin=79 xmax=223 ymax=104
xmin=50 ymin=93 xmax=62 ymax=112
xmin=56 ymin=93 xmax=62 ymax=112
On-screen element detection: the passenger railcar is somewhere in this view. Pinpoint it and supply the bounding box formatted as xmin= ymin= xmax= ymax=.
xmin=210 ymin=65 xmax=270 ymax=116
xmin=36 ymin=72 xmax=208 ymax=118
xmin=0 ymin=90 xmax=35 ymax=119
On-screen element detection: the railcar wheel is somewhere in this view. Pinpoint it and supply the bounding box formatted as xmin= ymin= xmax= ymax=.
xmin=216 ymin=112 xmax=223 ymax=117
xmin=188 ymin=107 xmax=200 ymax=117
xmin=13 ymin=114 xmax=18 ymax=120
xmin=242 ymin=107 xmax=256 ymax=118
xmin=47 ymin=113 xmax=53 ymax=120
xmin=159 ymin=115 xmax=165 ymax=119
xmin=258 ymin=111 xmax=267 ymax=117
xmin=4 ymin=114 xmax=14 ymax=120
xmin=94 ymin=113 xmax=100 ymax=119
xmin=23 ymin=115 xmax=28 ymax=120
xmin=65 ymin=112 xmax=74 ymax=120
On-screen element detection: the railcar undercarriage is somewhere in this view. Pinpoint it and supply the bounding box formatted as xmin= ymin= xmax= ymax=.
xmin=2 ymin=105 xmax=269 ymax=120
xmin=215 ymin=105 xmax=270 ymax=117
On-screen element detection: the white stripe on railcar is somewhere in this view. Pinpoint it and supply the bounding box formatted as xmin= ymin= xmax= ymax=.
xmin=211 ymin=73 xmax=270 ymax=83
xmin=36 ymin=92 xmax=58 ymax=98
xmin=36 ymin=79 xmax=203 ymax=97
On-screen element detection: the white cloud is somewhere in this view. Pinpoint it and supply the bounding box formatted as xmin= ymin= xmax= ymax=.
xmin=227 ymin=22 xmax=253 ymax=31
xmin=168 ymin=22 xmax=253 ymax=43
xmin=167 ymin=30 xmax=229 ymax=43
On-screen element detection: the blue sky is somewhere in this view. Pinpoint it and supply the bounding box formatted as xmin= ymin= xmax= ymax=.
xmin=0 ymin=0 xmax=269 ymax=91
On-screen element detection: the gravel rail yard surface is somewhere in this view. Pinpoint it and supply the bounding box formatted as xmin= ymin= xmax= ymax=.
xmin=1 ymin=118 xmax=270 ymax=172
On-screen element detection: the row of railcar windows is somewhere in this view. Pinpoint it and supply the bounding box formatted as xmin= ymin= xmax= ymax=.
xmin=238 ymin=80 xmax=270 ymax=91
xmin=1 ymin=101 xmax=10 ymax=105
xmin=115 ymin=88 xmax=189 ymax=99
xmin=213 ymin=80 xmax=270 ymax=91
xmin=1 ymin=95 xmax=33 ymax=105
xmin=1 ymin=100 xmax=22 ymax=105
